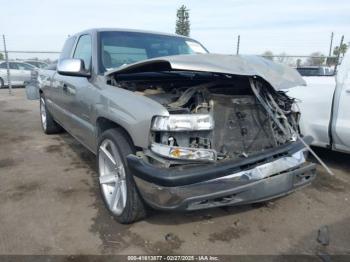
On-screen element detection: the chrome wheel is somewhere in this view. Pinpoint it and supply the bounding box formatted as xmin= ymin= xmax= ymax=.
xmin=40 ymin=98 xmax=47 ymax=130
xmin=99 ymin=139 xmax=127 ymax=215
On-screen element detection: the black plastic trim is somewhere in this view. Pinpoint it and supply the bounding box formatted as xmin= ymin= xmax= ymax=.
xmin=127 ymin=136 xmax=312 ymax=187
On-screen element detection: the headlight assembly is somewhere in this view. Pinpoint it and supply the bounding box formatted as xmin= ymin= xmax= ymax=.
xmin=151 ymin=114 xmax=214 ymax=131
xmin=151 ymin=143 xmax=217 ymax=161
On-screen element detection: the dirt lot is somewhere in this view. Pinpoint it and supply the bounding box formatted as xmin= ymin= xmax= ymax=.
xmin=0 ymin=89 xmax=349 ymax=256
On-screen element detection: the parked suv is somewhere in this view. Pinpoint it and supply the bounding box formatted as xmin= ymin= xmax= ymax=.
xmin=37 ymin=29 xmax=316 ymax=223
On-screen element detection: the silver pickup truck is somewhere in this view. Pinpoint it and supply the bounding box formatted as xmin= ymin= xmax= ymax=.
xmin=37 ymin=28 xmax=316 ymax=223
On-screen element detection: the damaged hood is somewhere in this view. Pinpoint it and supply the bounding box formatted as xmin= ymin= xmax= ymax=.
xmin=105 ymin=54 xmax=306 ymax=90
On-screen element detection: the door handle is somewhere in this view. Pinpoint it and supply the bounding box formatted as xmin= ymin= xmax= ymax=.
xmin=62 ymin=84 xmax=68 ymax=92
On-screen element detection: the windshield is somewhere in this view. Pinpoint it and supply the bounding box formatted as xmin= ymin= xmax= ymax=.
xmin=99 ymin=31 xmax=208 ymax=73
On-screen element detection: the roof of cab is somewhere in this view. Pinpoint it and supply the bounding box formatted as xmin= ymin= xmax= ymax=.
xmin=71 ymin=28 xmax=193 ymax=40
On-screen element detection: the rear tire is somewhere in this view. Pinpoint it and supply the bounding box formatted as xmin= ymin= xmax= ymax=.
xmin=40 ymin=95 xmax=63 ymax=134
xmin=0 ymin=78 xmax=4 ymax=89
xmin=97 ymin=128 xmax=147 ymax=224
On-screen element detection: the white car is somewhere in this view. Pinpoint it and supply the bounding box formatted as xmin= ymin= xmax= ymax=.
xmin=0 ymin=61 xmax=36 ymax=88
xmin=289 ymin=52 xmax=350 ymax=153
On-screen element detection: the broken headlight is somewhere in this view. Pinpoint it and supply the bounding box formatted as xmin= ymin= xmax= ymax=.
xmin=151 ymin=114 xmax=214 ymax=131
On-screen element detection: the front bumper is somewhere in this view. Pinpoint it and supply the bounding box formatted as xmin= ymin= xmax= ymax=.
xmin=127 ymin=138 xmax=317 ymax=211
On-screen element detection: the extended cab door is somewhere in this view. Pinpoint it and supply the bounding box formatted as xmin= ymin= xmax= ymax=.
xmin=331 ymin=52 xmax=350 ymax=153
xmin=45 ymin=36 xmax=77 ymax=125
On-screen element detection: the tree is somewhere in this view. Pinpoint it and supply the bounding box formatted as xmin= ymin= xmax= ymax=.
xmin=262 ymin=50 xmax=274 ymax=60
xmin=296 ymin=58 xmax=302 ymax=67
xmin=275 ymin=52 xmax=292 ymax=64
xmin=175 ymin=5 xmax=190 ymax=36
xmin=307 ymin=52 xmax=325 ymax=66
xmin=0 ymin=53 xmax=3 ymax=60
xmin=326 ymin=56 xmax=337 ymax=66
xmin=333 ymin=43 xmax=348 ymax=57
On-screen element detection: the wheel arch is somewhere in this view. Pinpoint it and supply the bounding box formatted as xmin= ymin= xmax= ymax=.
xmin=96 ymin=117 xmax=139 ymax=151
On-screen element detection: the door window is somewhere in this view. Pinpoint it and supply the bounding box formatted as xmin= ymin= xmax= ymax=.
xmin=73 ymin=34 xmax=92 ymax=70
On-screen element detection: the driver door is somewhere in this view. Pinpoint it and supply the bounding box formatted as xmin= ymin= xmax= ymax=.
xmin=59 ymin=34 xmax=96 ymax=151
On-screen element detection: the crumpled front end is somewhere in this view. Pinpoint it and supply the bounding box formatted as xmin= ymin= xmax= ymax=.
xmin=128 ymin=138 xmax=316 ymax=210
xmin=108 ymin=55 xmax=316 ymax=210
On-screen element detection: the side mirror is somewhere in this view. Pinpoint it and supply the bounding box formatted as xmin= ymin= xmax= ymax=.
xmin=57 ymin=59 xmax=90 ymax=77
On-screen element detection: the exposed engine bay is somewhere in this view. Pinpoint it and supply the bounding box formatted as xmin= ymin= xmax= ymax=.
xmin=108 ymin=71 xmax=300 ymax=165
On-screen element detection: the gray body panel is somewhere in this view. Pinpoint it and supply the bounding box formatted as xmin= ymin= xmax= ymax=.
xmin=43 ymin=74 xmax=168 ymax=153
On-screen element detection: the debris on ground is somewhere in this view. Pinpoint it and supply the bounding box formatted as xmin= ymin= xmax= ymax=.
xmin=165 ymin=233 xmax=177 ymax=242
xmin=233 ymin=219 xmax=240 ymax=227
xmin=317 ymin=225 xmax=330 ymax=246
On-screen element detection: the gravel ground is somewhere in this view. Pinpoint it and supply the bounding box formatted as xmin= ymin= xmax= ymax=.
xmin=0 ymin=89 xmax=349 ymax=256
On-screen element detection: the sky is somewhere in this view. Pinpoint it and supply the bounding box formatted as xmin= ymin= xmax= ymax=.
xmin=0 ymin=0 xmax=349 ymax=60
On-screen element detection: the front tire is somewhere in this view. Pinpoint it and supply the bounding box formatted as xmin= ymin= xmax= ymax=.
xmin=40 ymin=95 xmax=63 ymax=134
xmin=97 ymin=128 xmax=147 ymax=224
xmin=0 ymin=78 xmax=4 ymax=89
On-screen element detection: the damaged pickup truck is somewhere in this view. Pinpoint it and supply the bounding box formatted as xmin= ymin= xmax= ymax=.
xmin=38 ymin=29 xmax=316 ymax=223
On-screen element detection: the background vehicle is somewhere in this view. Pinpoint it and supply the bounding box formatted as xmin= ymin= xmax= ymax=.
xmin=25 ymin=60 xmax=49 ymax=69
xmin=36 ymin=29 xmax=316 ymax=224
xmin=296 ymin=66 xmax=334 ymax=76
xmin=25 ymin=62 xmax=57 ymax=100
xmin=0 ymin=61 xmax=36 ymax=88
xmin=289 ymin=52 xmax=350 ymax=153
